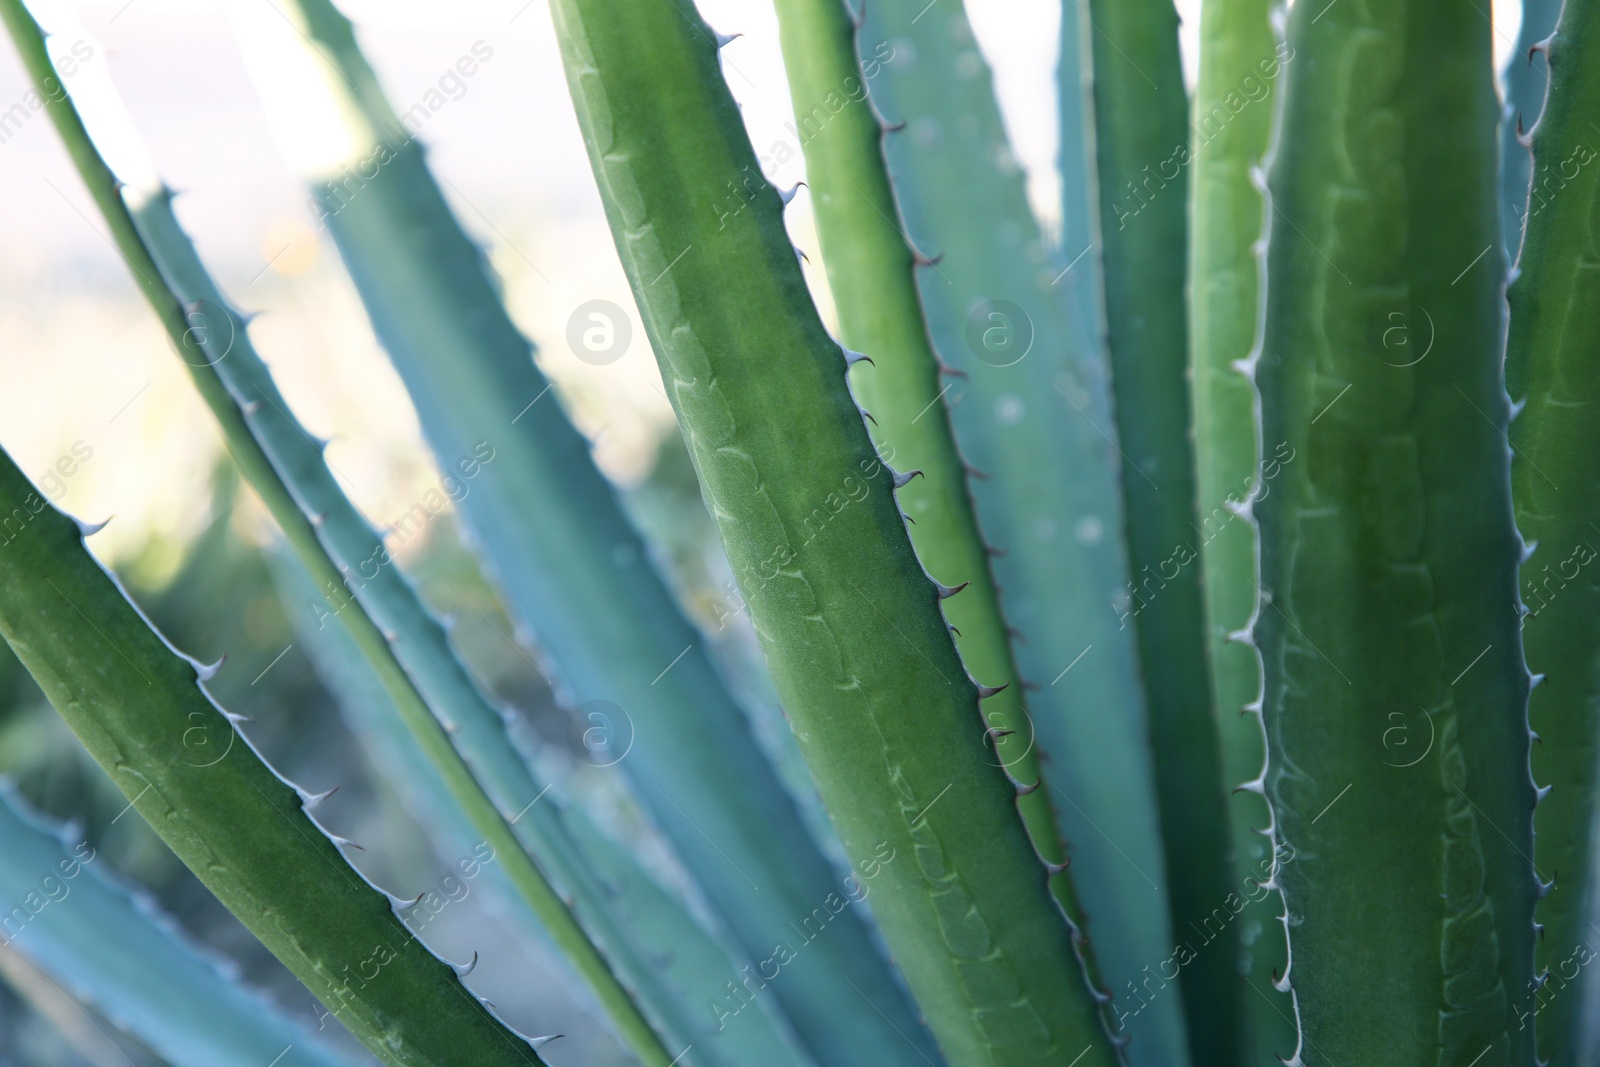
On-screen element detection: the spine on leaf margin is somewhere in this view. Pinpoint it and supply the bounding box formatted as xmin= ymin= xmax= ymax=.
xmin=1259 ymin=0 xmax=1536 ymax=1063
xmin=0 ymin=442 xmax=548 ymax=1067
xmin=547 ymin=1 xmax=1120 ymax=1064
xmin=1185 ymin=0 xmax=1298 ymax=1061
xmin=231 ymin=5 xmax=917 ymax=1061
xmin=1505 ymin=1 xmax=1600 ymax=1059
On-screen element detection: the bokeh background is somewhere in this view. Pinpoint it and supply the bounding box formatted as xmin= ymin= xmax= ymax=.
xmin=0 ymin=0 xmax=1525 ymax=1062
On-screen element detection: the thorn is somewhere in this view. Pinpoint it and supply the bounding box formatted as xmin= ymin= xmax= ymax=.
xmin=880 ymin=118 xmax=907 ymax=133
xmin=326 ymin=834 xmax=364 ymax=852
xmin=389 ymin=892 xmax=424 ymax=912
xmin=310 ymin=511 xmax=328 ymax=528
xmin=948 ymin=623 xmax=962 ymax=638
xmin=1015 ymin=778 xmax=1040 ymax=796
xmin=220 ymin=709 xmax=253 ymax=726
xmin=715 ymin=31 xmax=742 ymax=48
xmin=1044 ymin=859 xmax=1069 ymax=876
xmin=842 ymin=347 xmax=874 ymax=367
xmin=964 ymin=462 xmax=990 ymax=481
xmin=241 ymin=399 xmax=263 ymax=415
xmin=912 ymin=247 xmax=945 ymax=268
xmin=795 ymin=246 xmax=810 ymax=265
xmin=529 ymin=1035 xmax=565 ymax=1051
xmin=985 ymin=728 xmax=1015 ymax=748
xmin=974 ymin=681 xmax=1010 ymax=699
xmin=451 ymin=951 xmax=478 ymax=978
xmin=196 ymin=655 xmax=226 ymax=682
xmin=1517 ymin=117 xmax=1535 ymax=149
xmin=1536 ymin=783 xmax=1553 ymax=803
xmin=890 ymin=467 xmax=923 ymax=489
xmin=858 ymin=406 xmax=878 ymax=427
xmin=935 ymin=580 xmax=969 ymax=600
xmin=1531 ymin=672 xmax=1547 ymax=690
xmin=74 ymin=516 xmax=112 ymax=537
xmin=848 ymin=0 xmax=868 ymax=30
xmin=777 ymin=180 xmax=805 ymax=206
xmin=297 ymin=784 xmax=339 ymax=810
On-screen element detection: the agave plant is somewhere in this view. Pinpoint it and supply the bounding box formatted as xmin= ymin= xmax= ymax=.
xmin=0 ymin=0 xmax=1591 ymax=1062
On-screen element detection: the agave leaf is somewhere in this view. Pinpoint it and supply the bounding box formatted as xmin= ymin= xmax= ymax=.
xmin=1259 ymin=1 xmax=1536 ymax=1061
xmin=0 ymin=783 xmax=356 ymax=1067
xmin=226 ymin=6 xmax=919 ymax=1060
xmin=1185 ymin=0 xmax=1298 ymax=1060
xmin=1505 ymin=1 xmax=1600 ymax=1058
xmin=0 ymin=441 xmax=546 ymax=1065
xmin=1079 ymin=2 xmax=1235 ymax=1061
xmin=854 ymin=2 xmax=1183 ymax=1060
xmin=547 ymin=1 xmax=1124 ymax=1064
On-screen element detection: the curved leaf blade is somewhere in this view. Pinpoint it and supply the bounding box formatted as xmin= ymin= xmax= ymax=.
xmin=548 ymin=2 xmax=1121 ymax=1064
xmin=0 ymin=443 xmax=546 ymax=1067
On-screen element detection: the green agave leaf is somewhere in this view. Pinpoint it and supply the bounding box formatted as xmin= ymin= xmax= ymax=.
xmin=1185 ymin=0 xmax=1298 ymax=1061
xmin=227 ymin=6 xmax=920 ymax=1061
xmin=0 ymin=445 xmax=545 ymax=1066
xmin=1505 ymin=1 xmax=1600 ymax=1059
xmin=1080 ymin=2 xmax=1234 ymax=1061
xmin=0 ymin=783 xmax=356 ymax=1067
xmin=1259 ymin=0 xmax=1537 ymax=1062
xmin=855 ymin=2 xmax=1183 ymax=1061
xmin=547 ymin=0 xmax=1121 ymax=1064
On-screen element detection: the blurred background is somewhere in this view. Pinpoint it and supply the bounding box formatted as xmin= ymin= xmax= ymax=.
xmin=0 ymin=0 xmax=1525 ymax=1062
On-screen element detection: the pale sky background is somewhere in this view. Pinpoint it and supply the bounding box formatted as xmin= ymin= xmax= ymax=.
xmin=0 ymin=0 xmax=1527 ymax=577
